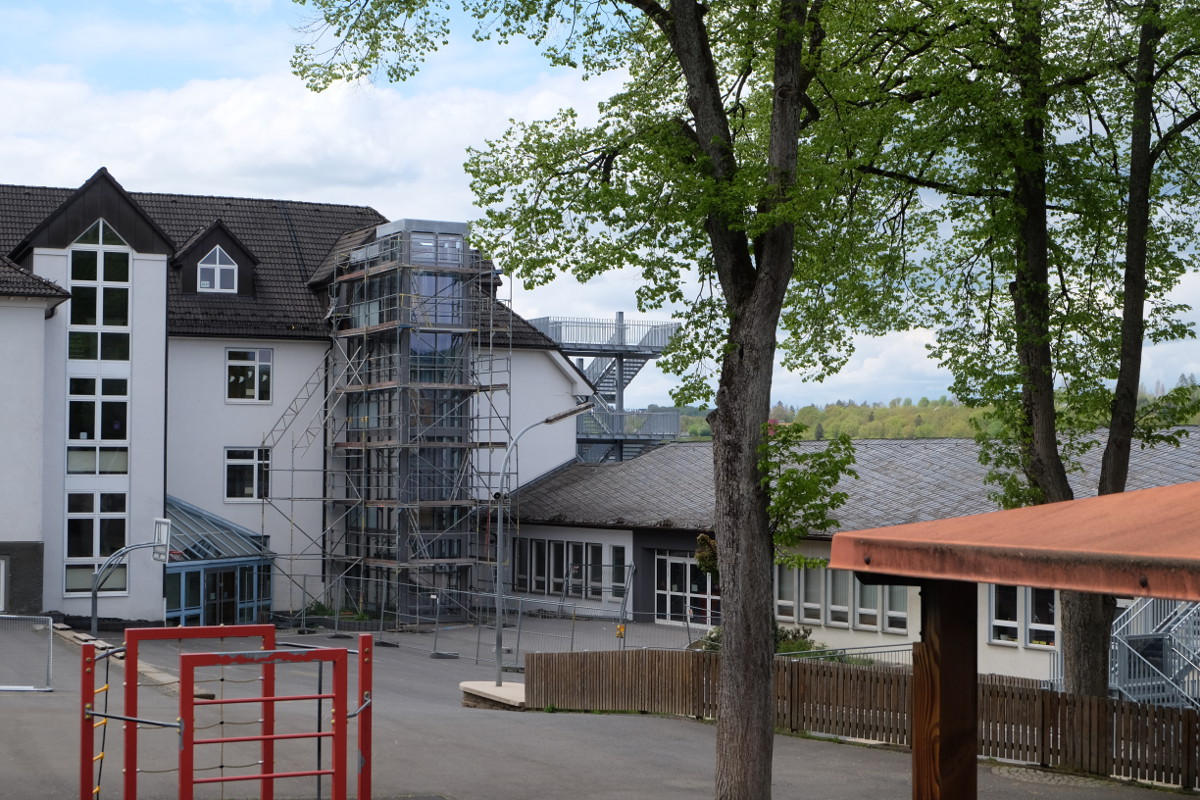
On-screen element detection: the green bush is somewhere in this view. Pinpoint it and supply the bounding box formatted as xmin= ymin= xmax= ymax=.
xmin=694 ymin=623 xmax=825 ymax=654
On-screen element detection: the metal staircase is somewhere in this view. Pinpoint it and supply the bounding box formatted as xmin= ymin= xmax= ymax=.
xmin=529 ymin=313 xmax=682 ymax=462
xmin=1109 ymin=598 xmax=1200 ymax=710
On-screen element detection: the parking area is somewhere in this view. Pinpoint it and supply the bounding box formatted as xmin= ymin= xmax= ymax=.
xmin=0 ymin=629 xmax=1174 ymax=799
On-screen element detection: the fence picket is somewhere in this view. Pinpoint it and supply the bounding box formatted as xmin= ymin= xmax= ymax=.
xmin=524 ymin=649 xmax=1200 ymax=788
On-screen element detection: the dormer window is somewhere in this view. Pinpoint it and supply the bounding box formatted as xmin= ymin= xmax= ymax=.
xmin=199 ymin=245 xmax=237 ymax=292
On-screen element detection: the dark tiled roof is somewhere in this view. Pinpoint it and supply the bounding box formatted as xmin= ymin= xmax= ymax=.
xmin=483 ymin=299 xmax=560 ymax=350
xmin=0 ymin=254 xmax=69 ymax=301
xmin=513 ymin=433 xmax=1200 ymax=535
xmin=0 ymin=179 xmax=386 ymax=340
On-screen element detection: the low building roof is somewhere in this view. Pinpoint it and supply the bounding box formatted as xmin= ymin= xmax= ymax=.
xmin=513 ymin=432 xmax=1200 ymax=534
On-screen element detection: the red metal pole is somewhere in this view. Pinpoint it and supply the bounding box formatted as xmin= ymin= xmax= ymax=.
xmin=79 ymin=643 xmax=95 ymax=800
xmin=179 ymin=652 xmax=196 ymax=800
xmin=331 ymin=648 xmax=348 ymax=800
xmin=123 ymin=633 xmax=138 ymax=800
xmin=357 ymin=633 xmax=373 ymax=800
xmin=262 ymin=637 xmax=277 ymax=800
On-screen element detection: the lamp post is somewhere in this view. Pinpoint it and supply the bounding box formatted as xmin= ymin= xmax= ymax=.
xmin=494 ymin=400 xmax=594 ymax=686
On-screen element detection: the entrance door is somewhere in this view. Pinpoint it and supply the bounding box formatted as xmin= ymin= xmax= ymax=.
xmin=205 ymin=570 xmax=237 ymax=625
xmin=655 ymin=550 xmax=721 ymax=626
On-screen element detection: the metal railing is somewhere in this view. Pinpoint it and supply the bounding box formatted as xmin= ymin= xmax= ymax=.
xmin=529 ymin=316 xmax=680 ymax=350
xmin=0 ymin=615 xmax=53 ymax=691
xmin=578 ymin=407 xmax=681 ymax=439
xmin=777 ymin=643 xmax=914 ymax=668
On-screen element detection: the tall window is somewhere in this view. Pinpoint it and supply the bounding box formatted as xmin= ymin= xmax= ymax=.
xmin=775 ymin=564 xmax=796 ymax=620
xmin=1026 ymin=588 xmax=1057 ymax=647
xmin=66 ymin=378 xmax=129 ymax=475
xmin=198 ymin=245 xmax=237 ymax=292
xmin=225 ymin=448 xmax=270 ymax=500
xmin=885 ymin=585 xmax=909 ymax=633
xmin=226 ymin=348 xmax=272 ymax=402
xmin=826 ymin=569 xmax=850 ymax=626
xmin=64 ymin=491 xmax=128 ymax=594
xmin=855 ymin=578 xmax=879 ymax=629
xmin=68 ymin=236 xmax=130 ymax=362
xmin=801 ymin=567 xmax=823 ymax=623
xmin=65 ymin=220 xmax=133 ymax=597
xmin=611 ymin=545 xmax=627 ymax=598
xmin=990 ymin=585 xmax=1020 ymax=643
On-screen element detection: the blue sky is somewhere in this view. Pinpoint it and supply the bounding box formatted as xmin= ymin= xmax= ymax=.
xmin=1 ymin=0 xmax=1196 ymax=409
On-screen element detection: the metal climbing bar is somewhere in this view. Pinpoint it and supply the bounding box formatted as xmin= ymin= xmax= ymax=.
xmin=122 ymin=624 xmax=276 ymax=800
xmin=178 ymin=647 xmax=349 ymax=800
xmin=356 ymin=632 xmax=373 ymax=800
xmin=79 ymin=643 xmax=99 ymax=800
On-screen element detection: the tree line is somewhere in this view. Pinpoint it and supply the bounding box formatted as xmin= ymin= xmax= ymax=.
xmin=667 ymin=374 xmax=1200 ymax=441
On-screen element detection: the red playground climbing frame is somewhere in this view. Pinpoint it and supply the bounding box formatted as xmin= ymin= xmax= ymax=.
xmin=180 ymin=646 xmax=350 ymax=800
xmin=79 ymin=626 xmax=373 ymax=800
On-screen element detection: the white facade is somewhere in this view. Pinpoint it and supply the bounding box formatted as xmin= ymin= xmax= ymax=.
xmin=0 ymin=297 xmax=51 ymax=547
xmin=484 ymin=348 xmax=591 ymax=491
xmin=166 ymin=336 xmax=330 ymax=611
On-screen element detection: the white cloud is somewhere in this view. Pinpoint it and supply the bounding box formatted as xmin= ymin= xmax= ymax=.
xmin=2 ymin=1 xmax=1196 ymax=413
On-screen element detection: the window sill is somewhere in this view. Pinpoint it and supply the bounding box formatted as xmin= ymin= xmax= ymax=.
xmin=987 ymin=639 xmax=1020 ymax=648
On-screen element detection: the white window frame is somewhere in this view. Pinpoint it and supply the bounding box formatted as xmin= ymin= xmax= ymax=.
xmin=225 ymin=447 xmax=270 ymax=501
xmin=989 ymin=584 xmax=1020 ymax=645
xmin=199 ymin=245 xmax=238 ymax=293
xmin=775 ymin=564 xmax=796 ymax=621
xmin=610 ymin=544 xmax=627 ymax=600
xmin=0 ymin=558 xmax=7 ymax=612
xmin=854 ymin=577 xmax=879 ymax=630
xmin=532 ymin=539 xmax=547 ymax=593
xmin=800 ymin=567 xmax=823 ymax=623
xmin=825 ymin=569 xmax=850 ymax=627
xmin=883 ymin=584 xmax=909 ymax=634
xmin=1025 ymin=587 xmax=1057 ymax=649
xmin=226 ymin=348 xmax=273 ymax=403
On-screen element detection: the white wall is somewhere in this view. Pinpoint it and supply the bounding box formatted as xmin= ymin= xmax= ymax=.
xmin=167 ymin=336 xmax=328 ymax=610
xmin=0 ymin=298 xmax=50 ymax=545
xmin=477 ymin=348 xmax=590 ymax=496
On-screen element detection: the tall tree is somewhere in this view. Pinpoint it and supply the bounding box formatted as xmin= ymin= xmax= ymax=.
xmin=875 ymin=0 xmax=1200 ymax=697
xmin=293 ymin=1 xmax=915 ymax=795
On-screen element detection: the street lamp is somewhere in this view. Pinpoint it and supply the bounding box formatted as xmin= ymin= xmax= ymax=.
xmin=494 ymin=400 xmax=594 ymax=686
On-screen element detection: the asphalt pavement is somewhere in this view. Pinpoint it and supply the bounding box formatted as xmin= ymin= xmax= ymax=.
xmin=0 ymin=630 xmax=1180 ymax=799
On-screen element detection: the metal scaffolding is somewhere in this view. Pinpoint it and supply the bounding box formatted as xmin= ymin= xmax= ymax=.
xmin=264 ymin=220 xmax=511 ymax=626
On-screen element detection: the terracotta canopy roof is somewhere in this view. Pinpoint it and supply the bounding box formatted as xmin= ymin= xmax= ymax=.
xmin=830 ymin=480 xmax=1200 ymax=602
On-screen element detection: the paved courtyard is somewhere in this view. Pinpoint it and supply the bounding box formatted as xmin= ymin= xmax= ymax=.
xmin=0 ymin=629 xmax=1181 ymax=799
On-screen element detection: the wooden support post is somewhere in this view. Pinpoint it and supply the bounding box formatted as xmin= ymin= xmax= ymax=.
xmin=913 ymin=579 xmax=978 ymax=800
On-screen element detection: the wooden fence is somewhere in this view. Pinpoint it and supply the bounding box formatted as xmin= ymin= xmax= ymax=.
xmin=526 ymin=649 xmax=1200 ymax=789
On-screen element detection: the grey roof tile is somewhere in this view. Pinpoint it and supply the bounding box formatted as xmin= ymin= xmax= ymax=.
xmin=0 ymin=180 xmax=386 ymax=340
xmin=0 ymin=254 xmax=69 ymax=300
xmin=513 ymin=433 xmax=1200 ymax=535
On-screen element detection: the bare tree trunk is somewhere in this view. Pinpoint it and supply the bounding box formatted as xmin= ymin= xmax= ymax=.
xmin=710 ymin=289 xmax=785 ymax=800
xmin=1065 ymin=6 xmax=1165 ymax=702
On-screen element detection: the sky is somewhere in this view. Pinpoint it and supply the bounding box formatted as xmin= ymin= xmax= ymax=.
xmin=2 ymin=0 xmax=1197 ymax=410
